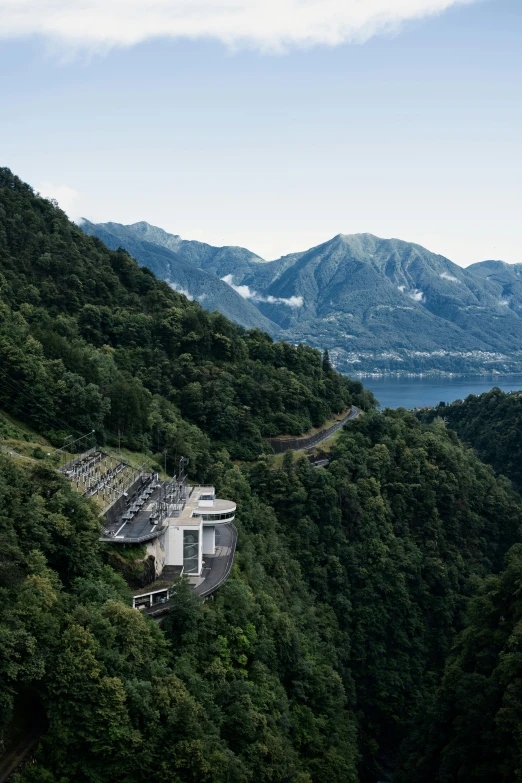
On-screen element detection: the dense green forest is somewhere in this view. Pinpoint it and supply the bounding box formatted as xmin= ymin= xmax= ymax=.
xmin=395 ymin=541 xmax=522 ymax=782
xmin=0 ymin=168 xmax=373 ymax=464
xmin=419 ymin=388 xmax=522 ymax=492
xmin=3 ymin=411 xmax=522 ymax=782
xmin=2 ymin=169 xmax=522 ymax=782
xmin=246 ymin=412 xmax=522 ymax=779
xmin=0 ymin=454 xmax=360 ymax=783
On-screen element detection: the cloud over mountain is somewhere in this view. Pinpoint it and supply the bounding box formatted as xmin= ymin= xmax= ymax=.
xmin=168 ymin=281 xmax=193 ymax=301
xmin=221 ymin=274 xmax=303 ymax=308
xmin=82 ymin=221 xmax=522 ymax=377
xmin=0 ymin=0 xmax=476 ymax=52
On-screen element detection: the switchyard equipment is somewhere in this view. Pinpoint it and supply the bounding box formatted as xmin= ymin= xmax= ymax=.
xmin=60 ymin=448 xmax=138 ymax=511
xmin=60 ymin=449 xmax=237 ymax=609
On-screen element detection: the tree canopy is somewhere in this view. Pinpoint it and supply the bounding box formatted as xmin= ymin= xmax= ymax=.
xmin=0 ymin=168 xmax=374 ymax=465
xmin=418 ymin=388 xmax=522 ymax=492
xmin=2 ymin=168 xmax=522 ymax=783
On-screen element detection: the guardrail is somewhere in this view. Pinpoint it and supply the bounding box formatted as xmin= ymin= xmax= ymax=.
xmin=266 ymin=407 xmax=359 ymax=454
xmin=99 ymin=525 xmax=167 ymax=544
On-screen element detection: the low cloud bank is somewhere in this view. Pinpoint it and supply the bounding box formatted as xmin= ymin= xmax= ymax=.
xmin=0 ymin=1 xmax=477 ymax=52
xmin=222 ymin=274 xmax=303 ymax=308
xmin=168 ymin=281 xmax=193 ymax=301
xmin=398 ymin=284 xmax=425 ymax=303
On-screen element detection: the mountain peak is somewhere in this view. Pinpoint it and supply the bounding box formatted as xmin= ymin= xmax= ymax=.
xmin=126 ymin=221 xmax=182 ymax=241
xmin=80 ymin=218 xmax=522 ymax=377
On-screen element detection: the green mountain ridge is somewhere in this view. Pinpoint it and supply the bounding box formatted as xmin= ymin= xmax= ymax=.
xmin=3 ymin=168 xmax=522 ymax=783
xmin=82 ymin=221 xmax=522 ymax=376
xmin=80 ymin=219 xmax=280 ymax=333
xmin=0 ymin=168 xmax=372 ymax=463
xmin=418 ymin=386 xmax=522 ymax=493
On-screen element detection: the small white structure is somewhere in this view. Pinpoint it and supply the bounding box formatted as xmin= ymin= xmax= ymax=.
xmin=164 ymin=486 xmax=236 ymax=576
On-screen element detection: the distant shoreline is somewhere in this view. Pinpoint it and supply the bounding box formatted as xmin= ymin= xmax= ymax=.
xmin=359 ymin=374 xmax=522 ymax=410
xmin=352 ymin=371 xmax=522 ymax=379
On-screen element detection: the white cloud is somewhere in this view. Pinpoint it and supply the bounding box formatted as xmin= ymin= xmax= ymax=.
xmin=222 ymin=274 xmax=303 ymax=308
xmin=272 ymin=294 xmax=304 ymax=308
xmin=440 ymin=271 xmax=459 ymax=282
xmin=38 ymin=181 xmax=79 ymax=218
xmin=168 ymin=281 xmax=193 ymax=300
xmin=499 ymin=298 xmax=510 ymax=306
xmin=0 ymin=1 xmax=477 ymax=52
xmin=398 ymin=284 xmax=425 ymax=302
xmin=222 ymin=277 xmax=256 ymax=300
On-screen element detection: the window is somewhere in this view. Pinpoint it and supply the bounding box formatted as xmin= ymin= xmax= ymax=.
xmin=192 ymin=511 xmax=235 ymax=521
xmin=183 ymin=530 xmax=199 ymax=574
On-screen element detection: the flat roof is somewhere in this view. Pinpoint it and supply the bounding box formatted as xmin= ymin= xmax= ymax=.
xmin=166 ymin=486 xmax=236 ymax=526
xmin=101 ymin=482 xmax=236 ymax=541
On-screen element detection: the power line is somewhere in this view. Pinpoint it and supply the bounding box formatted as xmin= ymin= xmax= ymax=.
xmin=0 ymin=366 xmax=156 ymax=465
xmin=0 ymin=366 xmax=86 ymax=437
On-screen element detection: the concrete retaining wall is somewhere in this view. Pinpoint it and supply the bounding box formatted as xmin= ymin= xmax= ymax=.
xmin=267 ymin=408 xmax=355 ymax=454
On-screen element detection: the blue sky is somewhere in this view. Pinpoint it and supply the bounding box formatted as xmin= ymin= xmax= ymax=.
xmin=0 ymin=0 xmax=520 ymax=265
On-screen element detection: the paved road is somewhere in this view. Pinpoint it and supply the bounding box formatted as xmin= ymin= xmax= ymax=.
xmin=312 ymin=459 xmax=330 ymax=469
xmin=195 ymin=523 xmax=237 ymax=598
xmin=314 ymin=405 xmax=360 ymax=446
xmin=149 ymin=523 xmax=238 ymax=621
xmin=268 ymin=406 xmax=360 ymax=455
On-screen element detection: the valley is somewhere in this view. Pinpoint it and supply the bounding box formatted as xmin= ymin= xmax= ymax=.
xmin=2 ymin=169 xmax=522 ymax=783
xmin=82 ymin=221 xmax=522 ymax=376
xmin=3 ymin=3 xmax=521 ymax=781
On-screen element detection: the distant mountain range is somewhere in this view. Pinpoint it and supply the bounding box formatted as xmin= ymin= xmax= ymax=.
xmin=81 ymin=220 xmax=522 ymax=375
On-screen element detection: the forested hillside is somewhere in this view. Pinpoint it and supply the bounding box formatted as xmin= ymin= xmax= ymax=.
xmin=418 ymin=388 xmax=522 ymax=492
xmin=246 ymin=411 xmax=522 ymax=779
xmin=395 ymin=541 xmax=522 ymax=782
xmin=2 ymin=168 xmax=522 ymax=783
xmin=84 ymin=221 xmax=522 ymax=376
xmin=2 ymin=411 xmax=521 ymax=782
xmin=0 ymin=454 xmax=361 ymax=783
xmin=80 ymin=219 xmax=279 ymax=333
xmin=0 ymin=168 xmax=373 ymax=464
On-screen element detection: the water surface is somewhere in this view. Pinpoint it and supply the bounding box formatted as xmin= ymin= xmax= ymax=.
xmin=362 ymin=375 xmax=522 ymax=410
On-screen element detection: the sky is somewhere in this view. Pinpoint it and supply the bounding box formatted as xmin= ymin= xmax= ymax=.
xmin=0 ymin=0 xmax=520 ymax=266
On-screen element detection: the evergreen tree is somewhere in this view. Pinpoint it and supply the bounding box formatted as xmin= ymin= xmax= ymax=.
xmin=322 ymin=349 xmax=332 ymax=374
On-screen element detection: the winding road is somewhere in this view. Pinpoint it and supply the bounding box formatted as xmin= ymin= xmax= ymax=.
xmin=195 ymin=523 xmax=237 ymax=598
xmin=268 ymin=405 xmax=360 ymax=454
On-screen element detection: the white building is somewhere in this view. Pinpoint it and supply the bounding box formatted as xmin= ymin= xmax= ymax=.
xmin=96 ymin=469 xmax=237 ymax=609
xmin=163 ymin=485 xmax=236 ymax=576
xmin=133 ymin=484 xmax=237 ymax=610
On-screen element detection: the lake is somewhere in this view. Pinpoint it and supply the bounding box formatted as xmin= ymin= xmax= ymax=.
xmin=362 ymin=375 xmax=522 ymax=410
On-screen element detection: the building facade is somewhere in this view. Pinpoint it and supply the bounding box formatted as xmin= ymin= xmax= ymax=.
xmin=163 ymin=485 xmax=236 ymax=576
